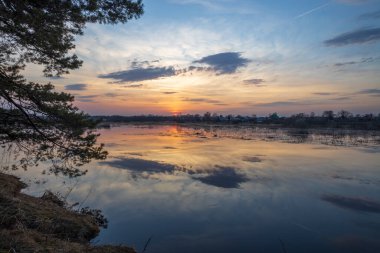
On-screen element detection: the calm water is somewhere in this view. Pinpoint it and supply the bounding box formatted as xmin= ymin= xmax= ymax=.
xmin=16 ymin=125 xmax=380 ymax=252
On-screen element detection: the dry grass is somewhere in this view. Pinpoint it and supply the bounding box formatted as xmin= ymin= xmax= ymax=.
xmin=0 ymin=173 xmax=135 ymax=253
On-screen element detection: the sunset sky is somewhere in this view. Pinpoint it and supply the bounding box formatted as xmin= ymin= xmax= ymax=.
xmin=28 ymin=0 xmax=380 ymax=116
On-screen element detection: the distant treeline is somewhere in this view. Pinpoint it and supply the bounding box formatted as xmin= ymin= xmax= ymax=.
xmin=92 ymin=110 xmax=380 ymax=130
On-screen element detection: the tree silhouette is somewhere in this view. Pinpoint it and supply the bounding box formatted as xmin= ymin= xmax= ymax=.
xmin=0 ymin=0 xmax=144 ymax=177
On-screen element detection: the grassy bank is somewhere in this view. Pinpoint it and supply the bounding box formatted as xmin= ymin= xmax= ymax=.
xmin=0 ymin=173 xmax=135 ymax=253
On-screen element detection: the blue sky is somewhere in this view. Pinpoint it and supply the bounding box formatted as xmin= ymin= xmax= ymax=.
xmin=30 ymin=0 xmax=380 ymax=115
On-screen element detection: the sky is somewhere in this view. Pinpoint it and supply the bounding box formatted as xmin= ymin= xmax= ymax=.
xmin=28 ymin=0 xmax=380 ymax=116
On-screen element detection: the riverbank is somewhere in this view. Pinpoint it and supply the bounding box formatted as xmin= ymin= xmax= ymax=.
xmin=0 ymin=172 xmax=135 ymax=253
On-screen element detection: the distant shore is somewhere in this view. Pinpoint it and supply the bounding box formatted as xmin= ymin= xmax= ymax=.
xmin=93 ymin=112 xmax=380 ymax=131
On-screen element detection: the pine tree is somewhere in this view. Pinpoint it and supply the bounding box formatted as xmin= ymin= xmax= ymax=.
xmin=0 ymin=0 xmax=144 ymax=177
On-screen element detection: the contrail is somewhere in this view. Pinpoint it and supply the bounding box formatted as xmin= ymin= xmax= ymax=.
xmin=295 ymin=2 xmax=331 ymax=19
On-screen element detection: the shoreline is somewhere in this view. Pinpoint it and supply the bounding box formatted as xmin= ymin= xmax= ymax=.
xmin=0 ymin=172 xmax=135 ymax=253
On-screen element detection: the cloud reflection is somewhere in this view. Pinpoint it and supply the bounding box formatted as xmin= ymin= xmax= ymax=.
xmin=193 ymin=166 xmax=249 ymax=189
xmin=99 ymin=157 xmax=177 ymax=174
xmin=321 ymin=194 xmax=380 ymax=213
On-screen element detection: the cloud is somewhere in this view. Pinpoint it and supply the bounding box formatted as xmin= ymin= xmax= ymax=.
xmin=123 ymin=84 xmax=144 ymax=88
xmin=193 ymin=166 xmax=249 ymax=188
xmin=186 ymin=66 xmax=212 ymax=72
xmin=336 ymin=0 xmax=369 ymax=4
xmin=358 ymin=88 xmax=380 ymax=94
xmin=193 ymin=52 xmax=250 ymax=74
xmin=243 ymin=156 xmax=263 ymax=163
xmin=324 ymin=27 xmax=380 ymax=46
xmin=182 ymin=97 xmax=221 ymax=104
xmin=170 ymin=0 xmax=225 ymax=9
xmin=255 ymin=101 xmax=307 ymax=107
xmin=243 ymin=79 xmax=266 ymax=87
xmin=359 ymin=10 xmax=380 ymax=19
xmin=65 ymin=83 xmax=88 ymax=91
xmin=321 ymin=194 xmax=380 ymax=213
xmin=98 ymin=66 xmax=177 ymax=83
xmin=334 ymin=61 xmax=357 ymax=67
xmin=162 ymin=91 xmax=177 ymax=94
xmin=330 ymin=96 xmax=351 ymax=100
xmin=75 ymin=95 xmax=98 ymax=102
xmin=334 ymin=57 xmax=375 ymax=67
xmin=313 ymin=92 xmax=337 ymax=95
xmin=103 ymin=93 xmax=122 ymax=97
xmin=295 ymin=2 xmax=331 ymax=19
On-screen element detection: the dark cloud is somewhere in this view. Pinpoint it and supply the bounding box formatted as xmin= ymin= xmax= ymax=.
xmin=358 ymin=88 xmax=380 ymax=94
xmin=330 ymin=96 xmax=351 ymax=101
xmin=99 ymin=157 xmax=176 ymax=174
xmin=193 ymin=166 xmax=249 ymax=188
xmin=75 ymin=95 xmax=98 ymax=102
xmin=313 ymin=92 xmax=337 ymax=96
xmin=334 ymin=57 xmax=375 ymax=67
xmin=182 ymin=97 xmax=221 ymax=104
xmin=187 ymin=66 xmax=212 ymax=72
xmin=104 ymin=93 xmax=121 ymax=97
xmin=243 ymin=79 xmax=266 ymax=87
xmin=324 ymin=27 xmax=380 ymax=46
xmin=193 ymin=52 xmax=250 ymax=74
xmin=162 ymin=91 xmax=177 ymax=94
xmin=321 ymin=194 xmax=380 ymax=213
xmin=130 ymin=59 xmax=160 ymax=68
xmin=255 ymin=101 xmax=307 ymax=107
xmin=123 ymin=84 xmax=144 ymax=88
xmin=98 ymin=66 xmax=177 ymax=83
xmin=65 ymin=83 xmax=87 ymax=91
xmin=359 ymin=10 xmax=380 ymax=19
xmin=243 ymin=156 xmax=263 ymax=163
xmin=334 ymin=61 xmax=357 ymax=67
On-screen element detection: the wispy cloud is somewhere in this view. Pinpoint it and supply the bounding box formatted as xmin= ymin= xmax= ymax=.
xmin=76 ymin=95 xmax=98 ymax=102
xmin=295 ymin=2 xmax=331 ymax=19
xmin=324 ymin=27 xmax=380 ymax=46
xmin=182 ymin=97 xmax=221 ymax=104
xmin=255 ymin=101 xmax=309 ymax=107
xmin=168 ymin=0 xmax=255 ymax=14
xmin=65 ymin=83 xmax=88 ymax=91
xmin=313 ymin=92 xmax=337 ymax=96
xmin=359 ymin=10 xmax=380 ymax=19
xmin=330 ymin=96 xmax=351 ymax=101
xmin=243 ymin=79 xmax=266 ymax=87
xmin=358 ymin=88 xmax=380 ymax=94
xmin=336 ymin=0 xmax=369 ymax=4
xmin=334 ymin=57 xmax=375 ymax=67
xmin=123 ymin=84 xmax=144 ymax=88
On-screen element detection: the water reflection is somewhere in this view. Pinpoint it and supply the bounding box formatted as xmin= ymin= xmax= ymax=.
xmin=193 ymin=166 xmax=249 ymax=188
xmin=8 ymin=124 xmax=380 ymax=253
xmin=321 ymin=194 xmax=380 ymax=213
xmin=100 ymin=157 xmax=177 ymax=174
